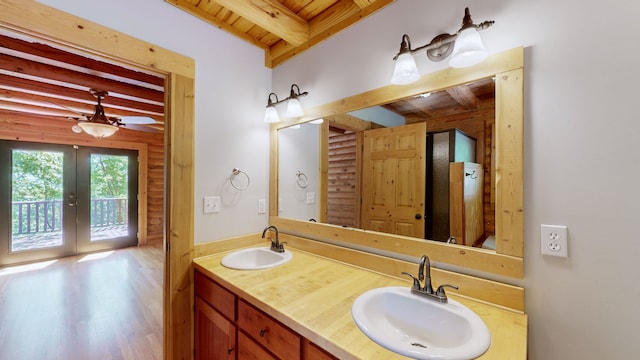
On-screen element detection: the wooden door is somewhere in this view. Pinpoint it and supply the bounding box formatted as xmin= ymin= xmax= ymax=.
xmin=361 ymin=122 xmax=426 ymax=238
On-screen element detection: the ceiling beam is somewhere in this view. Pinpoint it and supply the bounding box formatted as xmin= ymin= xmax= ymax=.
xmin=352 ymin=0 xmax=376 ymax=9
xmin=212 ymin=0 xmax=309 ymax=46
xmin=446 ymin=85 xmax=480 ymax=110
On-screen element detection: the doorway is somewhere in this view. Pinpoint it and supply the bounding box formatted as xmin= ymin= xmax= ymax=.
xmin=0 ymin=140 xmax=138 ymax=266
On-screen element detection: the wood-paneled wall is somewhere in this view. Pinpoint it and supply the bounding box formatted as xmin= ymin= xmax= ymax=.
xmin=327 ymin=128 xmax=359 ymax=228
xmin=0 ymin=111 xmax=164 ymax=245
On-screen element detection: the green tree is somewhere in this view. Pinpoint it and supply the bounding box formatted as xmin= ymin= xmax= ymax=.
xmin=12 ymin=150 xmax=63 ymax=201
xmin=91 ymin=154 xmax=128 ymax=198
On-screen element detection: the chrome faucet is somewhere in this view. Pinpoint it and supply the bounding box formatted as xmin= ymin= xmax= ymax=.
xmin=402 ymin=254 xmax=458 ymax=303
xmin=261 ymin=225 xmax=285 ymax=253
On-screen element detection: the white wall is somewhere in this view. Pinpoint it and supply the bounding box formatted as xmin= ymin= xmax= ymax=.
xmin=273 ymin=0 xmax=640 ymax=359
xmin=278 ymin=123 xmax=320 ymax=221
xmin=38 ymin=0 xmax=273 ymax=243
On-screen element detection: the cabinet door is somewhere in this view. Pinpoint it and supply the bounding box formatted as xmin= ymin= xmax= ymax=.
xmin=195 ymin=297 xmax=236 ymax=360
xmin=302 ymin=340 xmax=338 ymax=360
xmin=237 ymin=332 xmax=278 ymax=360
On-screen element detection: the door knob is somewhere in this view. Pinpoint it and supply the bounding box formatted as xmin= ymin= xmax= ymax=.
xmin=415 ymin=213 xmax=423 ymax=220
xmin=67 ymin=193 xmax=77 ymax=207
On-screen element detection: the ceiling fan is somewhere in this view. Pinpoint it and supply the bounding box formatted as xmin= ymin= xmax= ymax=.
xmin=60 ymin=89 xmax=160 ymax=139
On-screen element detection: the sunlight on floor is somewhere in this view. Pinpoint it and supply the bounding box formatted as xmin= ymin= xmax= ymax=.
xmin=0 ymin=259 xmax=58 ymax=276
xmin=78 ymin=250 xmax=115 ymax=262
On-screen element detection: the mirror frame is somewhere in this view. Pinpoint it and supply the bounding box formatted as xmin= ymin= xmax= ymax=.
xmin=270 ymin=47 xmax=524 ymax=278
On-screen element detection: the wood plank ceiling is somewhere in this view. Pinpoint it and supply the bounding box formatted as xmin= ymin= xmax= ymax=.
xmin=383 ymin=77 xmax=495 ymax=122
xmin=165 ymin=0 xmax=395 ymax=68
xmin=0 ymin=30 xmax=166 ymax=135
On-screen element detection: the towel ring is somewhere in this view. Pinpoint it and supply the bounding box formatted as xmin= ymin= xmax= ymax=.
xmin=230 ymin=168 xmax=250 ymax=190
xmin=296 ymin=170 xmax=308 ymax=188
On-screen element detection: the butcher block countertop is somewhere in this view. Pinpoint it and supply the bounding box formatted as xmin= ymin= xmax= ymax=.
xmin=193 ymin=246 xmax=527 ymax=360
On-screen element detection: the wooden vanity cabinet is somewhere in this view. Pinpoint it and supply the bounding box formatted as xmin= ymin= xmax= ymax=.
xmin=195 ymin=270 xmax=338 ymax=360
xmin=194 ymin=271 xmax=237 ymax=359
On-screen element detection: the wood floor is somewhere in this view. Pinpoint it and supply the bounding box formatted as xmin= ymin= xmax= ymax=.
xmin=0 ymin=245 xmax=164 ymax=360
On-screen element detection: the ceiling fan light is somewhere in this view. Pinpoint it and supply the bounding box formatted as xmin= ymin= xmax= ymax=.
xmin=449 ymin=27 xmax=488 ymax=68
xmin=391 ymin=52 xmax=420 ymax=85
xmin=286 ymin=98 xmax=304 ymax=117
xmin=78 ymin=122 xmax=119 ymax=139
xmin=264 ymin=106 xmax=280 ymax=123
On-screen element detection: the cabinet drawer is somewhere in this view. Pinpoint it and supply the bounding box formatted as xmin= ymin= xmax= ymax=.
xmin=238 ymin=300 xmax=301 ymax=359
xmin=194 ymin=270 xmax=236 ymax=320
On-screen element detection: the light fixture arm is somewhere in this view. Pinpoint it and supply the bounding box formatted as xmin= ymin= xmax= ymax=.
xmin=392 ymin=7 xmax=494 ymax=62
xmin=265 ymin=84 xmax=309 ymax=108
xmin=288 ymin=84 xmax=308 ymax=101
xmin=267 ymin=92 xmax=280 ymax=107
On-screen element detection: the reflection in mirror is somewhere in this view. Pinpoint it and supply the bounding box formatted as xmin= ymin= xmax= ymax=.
xmin=278 ymin=77 xmax=496 ymax=248
xmin=272 ymin=47 xmax=523 ymax=277
xmin=278 ymin=123 xmax=320 ymax=222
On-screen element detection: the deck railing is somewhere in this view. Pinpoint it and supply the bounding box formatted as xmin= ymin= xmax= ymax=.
xmin=12 ymin=198 xmax=128 ymax=235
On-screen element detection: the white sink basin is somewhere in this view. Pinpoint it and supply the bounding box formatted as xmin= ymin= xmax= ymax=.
xmin=352 ymin=286 xmax=490 ymax=360
xmin=220 ymin=247 xmax=292 ymax=270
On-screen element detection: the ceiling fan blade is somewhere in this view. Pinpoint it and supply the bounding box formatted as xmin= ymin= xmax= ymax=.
xmin=120 ymin=123 xmax=162 ymax=133
xmin=118 ymin=116 xmax=157 ymax=125
xmin=46 ymin=100 xmax=90 ymax=120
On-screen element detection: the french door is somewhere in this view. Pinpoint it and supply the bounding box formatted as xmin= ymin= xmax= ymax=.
xmin=0 ymin=141 xmax=138 ymax=266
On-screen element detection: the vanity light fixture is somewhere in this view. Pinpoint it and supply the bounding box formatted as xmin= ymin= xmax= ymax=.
xmin=263 ymin=84 xmax=309 ymax=123
xmin=391 ymin=7 xmax=494 ymax=85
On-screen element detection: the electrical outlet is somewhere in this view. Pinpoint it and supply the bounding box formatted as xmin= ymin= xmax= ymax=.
xmin=258 ymin=199 xmax=266 ymax=214
xmin=541 ymin=224 xmax=568 ymax=257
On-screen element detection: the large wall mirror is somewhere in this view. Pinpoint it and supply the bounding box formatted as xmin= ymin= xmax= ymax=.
xmin=271 ymin=47 xmax=523 ymax=278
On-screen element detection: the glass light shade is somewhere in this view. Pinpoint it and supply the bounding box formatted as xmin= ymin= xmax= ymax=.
xmin=449 ymin=27 xmax=488 ymax=68
xmin=264 ymin=106 xmax=280 ymax=123
xmin=286 ymin=98 xmax=304 ymax=117
xmin=391 ymin=52 xmax=420 ymax=85
xmin=78 ymin=122 xmax=118 ymax=139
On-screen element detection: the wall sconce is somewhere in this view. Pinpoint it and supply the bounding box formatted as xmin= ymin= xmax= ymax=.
xmin=391 ymin=7 xmax=494 ymax=85
xmin=264 ymin=84 xmax=309 ymax=123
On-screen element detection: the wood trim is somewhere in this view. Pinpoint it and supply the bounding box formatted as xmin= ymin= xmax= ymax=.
xmin=495 ymin=68 xmax=524 ymax=257
xmin=165 ymin=73 xmax=195 ymax=359
xmin=0 ymin=0 xmax=194 ymax=79
xmin=194 ymin=233 xmax=265 ymax=258
xmin=1 ymin=1 xmax=196 ymax=358
xmin=269 ymin=123 xmax=279 ymax=218
xmin=319 ymin=121 xmax=329 ymax=223
xmin=271 ymin=217 xmax=523 ymax=278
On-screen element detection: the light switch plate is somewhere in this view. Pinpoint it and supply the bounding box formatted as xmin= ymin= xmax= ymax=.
xmin=306 ymin=192 xmax=316 ymax=204
xmin=258 ymin=199 xmax=266 ymax=214
xmin=204 ymin=196 xmax=221 ymax=214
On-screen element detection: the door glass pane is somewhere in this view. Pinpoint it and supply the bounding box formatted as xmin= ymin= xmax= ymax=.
xmin=90 ymin=154 xmax=129 ymax=241
xmin=11 ymin=149 xmax=64 ymax=251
